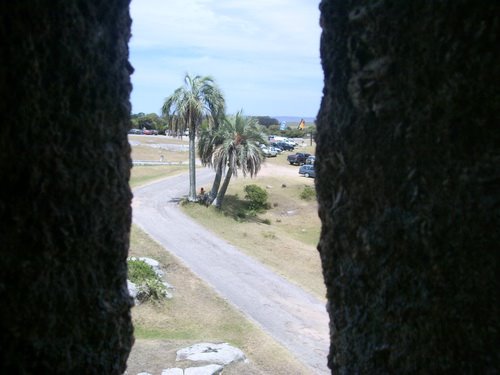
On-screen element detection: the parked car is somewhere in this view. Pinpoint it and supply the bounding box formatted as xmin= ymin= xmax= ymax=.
xmin=299 ymin=164 xmax=316 ymax=178
xmin=260 ymin=145 xmax=277 ymax=157
xmin=128 ymin=128 xmax=143 ymax=135
xmin=269 ymin=146 xmax=282 ymax=154
xmin=273 ymin=141 xmax=294 ymax=151
xmin=287 ymin=152 xmax=311 ymax=165
xmin=283 ymin=138 xmax=298 ymax=147
xmin=142 ymin=129 xmax=158 ymax=135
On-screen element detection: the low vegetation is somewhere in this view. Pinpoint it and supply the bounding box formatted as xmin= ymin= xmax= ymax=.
xmin=244 ymin=184 xmax=270 ymax=211
xmin=300 ymin=185 xmax=317 ymax=201
xmin=182 ymin=158 xmax=324 ymax=299
xmin=130 ymin=165 xmax=188 ymax=188
xmin=127 ymin=134 xmax=322 ymax=372
xmin=127 ymin=225 xmax=310 ymax=375
xmin=128 ymin=258 xmax=158 ymax=284
xmin=128 ymin=258 xmax=168 ymax=302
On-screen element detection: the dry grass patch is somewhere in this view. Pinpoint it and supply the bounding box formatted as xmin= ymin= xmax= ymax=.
xmin=181 ymin=172 xmax=325 ymax=300
xmin=127 ymin=225 xmax=310 ymax=375
xmin=130 ymin=165 xmax=188 ymax=188
xmin=129 ymin=134 xmax=189 ymax=145
xmin=131 ymin=146 xmax=188 ymax=163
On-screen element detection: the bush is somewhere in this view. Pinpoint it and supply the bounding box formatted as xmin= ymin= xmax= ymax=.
xmin=128 ymin=259 xmax=158 ymax=284
xmin=137 ymin=278 xmax=168 ymax=302
xmin=128 ymin=259 xmax=167 ymax=302
xmin=244 ymin=184 xmax=269 ymax=211
xmin=300 ymin=185 xmax=316 ymax=201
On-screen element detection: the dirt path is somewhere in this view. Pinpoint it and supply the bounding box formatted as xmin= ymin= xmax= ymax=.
xmin=132 ymin=168 xmax=329 ymax=374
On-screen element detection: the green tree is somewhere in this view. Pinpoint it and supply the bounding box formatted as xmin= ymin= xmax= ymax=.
xmin=197 ymin=123 xmax=225 ymax=204
xmin=210 ymin=111 xmax=266 ymax=208
xmin=162 ymin=74 xmax=225 ymax=201
xmin=131 ymin=113 xmax=167 ymax=132
xmin=254 ymin=116 xmax=279 ymax=127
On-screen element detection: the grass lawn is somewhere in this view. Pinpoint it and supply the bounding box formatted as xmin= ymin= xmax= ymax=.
xmin=181 ymin=148 xmax=325 ymax=300
xmin=130 ymin=165 xmax=188 ymax=189
xmin=129 ymin=140 xmax=324 ymax=299
xmin=127 ymin=225 xmax=311 ymax=375
xmin=131 ymin=146 xmax=188 ymax=163
xmin=129 ymin=134 xmax=189 ymax=145
xmin=127 ymin=137 xmax=323 ymax=373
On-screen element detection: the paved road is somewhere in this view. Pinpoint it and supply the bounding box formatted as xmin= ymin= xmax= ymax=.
xmin=132 ymin=169 xmax=330 ymax=374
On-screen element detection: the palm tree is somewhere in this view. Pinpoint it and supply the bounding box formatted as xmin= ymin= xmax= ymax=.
xmin=162 ymin=74 xmax=225 ymax=201
xmin=197 ymin=124 xmax=225 ymax=204
xmin=210 ymin=111 xmax=267 ymax=208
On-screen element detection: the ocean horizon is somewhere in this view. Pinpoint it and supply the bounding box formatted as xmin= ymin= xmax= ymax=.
xmin=272 ymin=116 xmax=317 ymax=123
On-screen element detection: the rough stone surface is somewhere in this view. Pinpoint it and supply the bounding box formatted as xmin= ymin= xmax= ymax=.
xmin=161 ymin=369 xmax=183 ymax=375
xmin=159 ymin=365 xmax=224 ymax=375
xmin=0 ymin=1 xmax=134 ymax=374
xmin=184 ymin=365 xmax=223 ymax=375
xmin=176 ymin=343 xmax=246 ymax=366
xmin=127 ymin=280 xmax=139 ymax=304
xmin=317 ymin=1 xmax=499 ymax=374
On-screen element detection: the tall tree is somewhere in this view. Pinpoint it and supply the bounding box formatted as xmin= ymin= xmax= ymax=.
xmin=162 ymin=74 xmax=225 ymax=201
xmin=210 ymin=111 xmax=266 ymax=208
xmin=197 ymin=123 xmax=225 ymax=204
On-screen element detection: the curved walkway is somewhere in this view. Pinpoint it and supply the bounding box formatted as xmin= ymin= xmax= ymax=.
xmin=132 ymin=168 xmax=329 ymax=374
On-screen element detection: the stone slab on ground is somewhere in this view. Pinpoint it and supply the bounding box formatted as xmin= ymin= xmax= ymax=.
xmin=184 ymin=364 xmax=223 ymax=375
xmin=176 ymin=342 xmax=246 ymax=366
xmin=159 ymin=365 xmax=223 ymax=375
xmin=161 ymin=368 xmax=183 ymax=375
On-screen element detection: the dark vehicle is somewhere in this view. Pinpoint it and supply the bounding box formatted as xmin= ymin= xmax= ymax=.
xmin=287 ymin=152 xmax=311 ymax=165
xmin=143 ymin=129 xmax=158 ymax=135
xmin=273 ymin=141 xmax=294 ymax=151
xmin=299 ymin=164 xmax=316 ymax=178
xmin=128 ymin=128 xmax=143 ymax=135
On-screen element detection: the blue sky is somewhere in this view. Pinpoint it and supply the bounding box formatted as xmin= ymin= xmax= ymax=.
xmin=129 ymin=0 xmax=323 ymax=118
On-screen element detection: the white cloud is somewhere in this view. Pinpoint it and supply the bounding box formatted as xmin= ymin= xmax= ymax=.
xmin=129 ymin=0 xmax=323 ymax=117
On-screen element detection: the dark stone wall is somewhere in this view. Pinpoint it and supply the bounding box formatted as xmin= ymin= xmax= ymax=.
xmin=316 ymin=1 xmax=498 ymax=374
xmin=0 ymin=1 xmax=134 ymax=374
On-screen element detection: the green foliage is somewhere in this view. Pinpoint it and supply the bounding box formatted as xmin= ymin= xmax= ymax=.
xmin=162 ymin=74 xmax=226 ymax=201
xmin=137 ymin=278 xmax=169 ymax=302
xmin=300 ymin=185 xmax=316 ymax=201
xmin=128 ymin=259 xmax=168 ymax=302
xmin=266 ymin=124 xmax=280 ymax=134
xmin=254 ymin=116 xmax=279 ymax=127
xmin=282 ymin=128 xmax=305 ymax=138
xmin=128 ymin=259 xmax=157 ymax=284
xmin=131 ymin=112 xmax=167 ymax=131
xmin=261 ymin=124 xmax=316 ymax=138
xmin=244 ymin=184 xmax=269 ymax=211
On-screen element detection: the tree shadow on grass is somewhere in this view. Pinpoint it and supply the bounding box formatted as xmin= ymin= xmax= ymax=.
xmin=216 ymin=194 xmax=270 ymax=225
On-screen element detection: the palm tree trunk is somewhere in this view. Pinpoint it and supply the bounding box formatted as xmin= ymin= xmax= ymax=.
xmin=215 ymin=167 xmax=232 ymax=209
xmin=188 ymin=122 xmax=197 ymax=201
xmin=208 ymin=160 xmax=223 ymax=204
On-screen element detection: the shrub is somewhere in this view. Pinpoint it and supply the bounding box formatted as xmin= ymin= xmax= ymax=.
xmin=137 ymin=278 xmax=168 ymax=302
xmin=300 ymin=185 xmax=316 ymax=201
xmin=244 ymin=184 xmax=269 ymax=211
xmin=262 ymin=231 xmax=276 ymax=239
xmin=128 ymin=259 xmax=167 ymax=302
xmin=128 ymin=259 xmax=157 ymax=284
